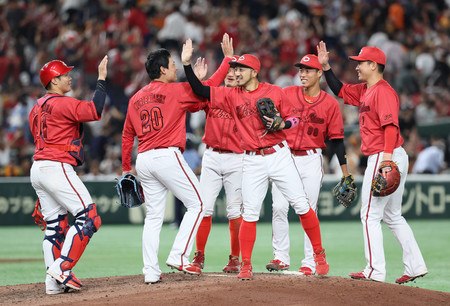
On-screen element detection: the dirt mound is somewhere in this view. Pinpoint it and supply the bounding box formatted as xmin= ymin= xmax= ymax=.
xmin=1 ymin=273 xmax=449 ymax=306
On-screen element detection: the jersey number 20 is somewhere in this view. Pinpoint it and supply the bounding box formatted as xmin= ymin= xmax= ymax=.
xmin=140 ymin=107 xmax=163 ymax=134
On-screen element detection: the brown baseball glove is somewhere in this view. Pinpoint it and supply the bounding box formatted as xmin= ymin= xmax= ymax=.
xmin=371 ymin=160 xmax=401 ymax=197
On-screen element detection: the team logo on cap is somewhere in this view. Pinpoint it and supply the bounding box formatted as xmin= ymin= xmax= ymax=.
xmin=231 ymin=56 xmax=239 ymax=62
xmin=302 ymin=56 xmax=311 ymax=62
xmin=359 ymin=49 xmax=363 ymax=55
xmin=238 ymin=55 xmax=246 ymax=61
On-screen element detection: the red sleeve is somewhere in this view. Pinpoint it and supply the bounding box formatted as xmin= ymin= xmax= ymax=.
xmin=204 ymin=57 xmax=232 ymax=87
xmin=277 ymin=88 xmax=295 ymax=120
xmin=57 ymin=97 xmax=100 ymax=123
xmin=186 ymin=101 xmax=208 ymax=113
xmin=384 ymin=124 xmax=397 ymax=154
xmin=327 ymin=97 xmax=345 ymax=140
xmin=121 ymin=109 xmax=136 ymax=172
xmin=376 ymin=85 xmax=400 ymax=129
xmin=339 ymin=83 xmax=366 ymax=106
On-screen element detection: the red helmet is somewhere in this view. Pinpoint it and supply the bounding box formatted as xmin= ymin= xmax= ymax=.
xmin=39 ymin=60 xmax=74 ymax=87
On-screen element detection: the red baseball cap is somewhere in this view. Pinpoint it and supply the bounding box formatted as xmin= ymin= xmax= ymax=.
xmin=229 ymin=54 xmax=260 ymax=73
xmin=349 ymin=46 xmax=386 ymax=66
xmin=294 ymin=54 xmax=322 ymax=70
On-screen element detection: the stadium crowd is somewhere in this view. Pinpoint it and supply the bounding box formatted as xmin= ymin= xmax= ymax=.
xmin=0 ymin=0 xmax=449 ymax=178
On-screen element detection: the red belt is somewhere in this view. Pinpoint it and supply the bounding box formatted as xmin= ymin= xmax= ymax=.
xmin=245 ymin=142 xmax=285 ymax=156
xmin=206 ymin=145 xmax=234 ymax=154
xmin=291 ymin=148 xmax=318 ymax=156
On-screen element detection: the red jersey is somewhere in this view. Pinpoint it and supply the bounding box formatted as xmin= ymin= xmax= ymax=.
xmin=210 ymin=83 xmax=294 ymax=151
xmin=29 ymin=94 xmax=100 ymax=166
xmin=283 ymin=86 xmax=344 ymax=150
xmin=201 ymin=59 xmax=243 ymax=153
xmin=122 ymin=82 xmax=207 ymax=172
xmin=339 ymin=79 xmax=404 ymax=156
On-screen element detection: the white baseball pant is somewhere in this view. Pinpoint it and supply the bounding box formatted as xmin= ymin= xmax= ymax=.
xmin=136 ymin=147 xmax=205 ymax=283
xmin=360 ymin=146 xmax=427 ymax=281
xmin=242 ymin=142 xmax=311 ymax=222
xmin=271 ymin=149 xmax=323 ymax=268
xmin=200 ymin=148 xmax=243 ymax=219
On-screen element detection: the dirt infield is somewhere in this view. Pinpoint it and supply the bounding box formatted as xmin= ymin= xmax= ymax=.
xmin=1 ymin=273 xmax=449 ymax=306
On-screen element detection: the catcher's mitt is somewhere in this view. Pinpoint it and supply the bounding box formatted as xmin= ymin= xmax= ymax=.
xmin=332 ymin=174 xmax=357 ymax=208
xmin=256 ymin=98 xmax=284 ymax=135
xmin=115 ymin=173 xmax=145 ymax=208
xmin=371 ymin=160 xmax=400 ymax=197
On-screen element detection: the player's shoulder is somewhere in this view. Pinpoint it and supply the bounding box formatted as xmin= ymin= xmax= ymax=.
xmin=282 ymin=85 xmax=299 ymax=93
xmin=374 ymin=79 xmax=398 ymax=97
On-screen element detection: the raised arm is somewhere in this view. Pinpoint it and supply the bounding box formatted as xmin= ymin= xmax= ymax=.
xmin=182 ymin=39 xmax=211 ymax=99
xmin=317 ymin=41 xmax=343 ymax=96
xmin=93 ymin=55 xmax=108 ymax=116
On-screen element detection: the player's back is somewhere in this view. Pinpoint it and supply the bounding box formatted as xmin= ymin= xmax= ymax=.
xmin=126 ymin=81 xmax=205 ymax=153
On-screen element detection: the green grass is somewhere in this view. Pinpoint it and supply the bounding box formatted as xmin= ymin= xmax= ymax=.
xmin=0 ymin=220 xmax=448 ymax=292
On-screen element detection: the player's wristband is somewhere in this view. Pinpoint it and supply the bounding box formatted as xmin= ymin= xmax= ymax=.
xmin=283 ymin=117 xmax=299 ymax=129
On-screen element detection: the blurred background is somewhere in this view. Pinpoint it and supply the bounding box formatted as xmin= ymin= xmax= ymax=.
xmin=0 ymin=0 xmax=449 ymax=179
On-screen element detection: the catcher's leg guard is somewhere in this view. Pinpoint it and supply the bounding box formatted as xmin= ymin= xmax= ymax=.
xmin=60 ymin=204 xmax=101 ymax=271
xmin=43 ymin=214 xmax=69 ymax=269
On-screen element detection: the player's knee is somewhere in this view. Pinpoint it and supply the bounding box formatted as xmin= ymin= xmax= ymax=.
xmin=84 ymin=204 xmax=101 ymax=237
xmin=75 ymin=204 xmax=101 ymax=239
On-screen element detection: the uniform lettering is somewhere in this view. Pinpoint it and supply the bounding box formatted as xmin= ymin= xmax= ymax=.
xmin=360 ymin=102 xmax=370 ymax=113
xmin=208 ymin=108 xmax=233 ymax=120
xmin=134 ymin=94 xmax=166 ymax=110
xmin=297 ymin=112 xmax=325 ymax=124
xmin=236 ymin=102 xmax=258 ymax=119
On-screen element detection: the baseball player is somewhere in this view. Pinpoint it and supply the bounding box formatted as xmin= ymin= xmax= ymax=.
xmin=29 ymin=56 xmax=108 ymax=294
xmin=317 ymin=41 xmax=428 ymax=283
xmin=121 ymin=34 xmax=233 ymax=284
xmin=182 ymin=39 xmax=329 ymax=280
xmin=266 ymin=54 xmax=351 ymax=275
xmin=190 ymin=57 xmax=244 ymax=273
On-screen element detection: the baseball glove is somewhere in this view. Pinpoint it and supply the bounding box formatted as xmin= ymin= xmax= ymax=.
xmin=332 ymin=174 xmax=357 ymax=208
xmin=115 ymin=173 xmax=145 ymax=208
xmin=371 ymin=160 xmax=401 ymax=197
xmin=256 ymin=98 xmax=284 ymax=134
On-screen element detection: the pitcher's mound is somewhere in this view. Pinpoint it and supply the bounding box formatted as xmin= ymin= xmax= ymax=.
xmin=1 ymin=273 xmax=449 ymax=305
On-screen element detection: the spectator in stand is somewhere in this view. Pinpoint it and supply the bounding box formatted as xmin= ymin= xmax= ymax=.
xmin=412 ymin=136 xmax=446 ymax=174
xmin=0 ymin=0 xmax=449 ymax=177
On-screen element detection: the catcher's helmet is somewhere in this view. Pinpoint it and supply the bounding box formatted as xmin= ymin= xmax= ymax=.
xmin=39 ymin=60 xmax=74 ymax=87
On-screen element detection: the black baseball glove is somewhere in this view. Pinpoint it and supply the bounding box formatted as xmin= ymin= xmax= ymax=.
xmin=256 ymin=98 xmax=284 ymax=135
xmin=115 ymin=173 xmax=145 ymax=208
xmin=332 ymin=174 xmax=357 ymax=208
xmin=371 ymin=160 xmax=401 ymax=197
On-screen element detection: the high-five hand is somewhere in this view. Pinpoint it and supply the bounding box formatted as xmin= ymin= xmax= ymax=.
xmin=193 ymin=57 xmax=208 ymax=81
xmin=317 ymin=41 xmax=331 ymax=71
xmin=221 ymin=33 xmax=234 ymax=59
xmin=182 ymin=39 xmax=194 ymax=66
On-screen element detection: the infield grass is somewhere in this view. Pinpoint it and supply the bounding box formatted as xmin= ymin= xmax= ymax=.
xmin=0 ymin=220 xmax=448 ymax=292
